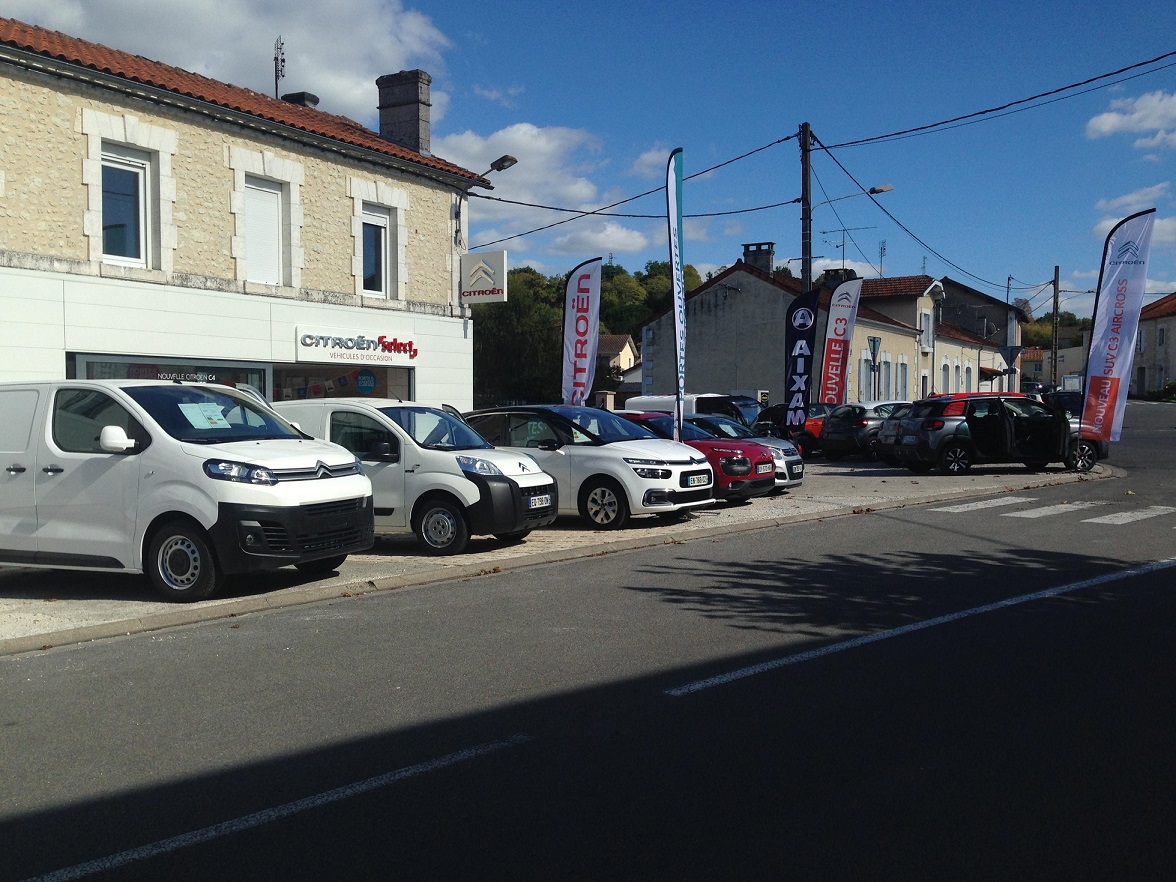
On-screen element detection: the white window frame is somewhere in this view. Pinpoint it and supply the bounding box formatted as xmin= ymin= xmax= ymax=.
xmin=228 ymin=147 xmax=303 ymax=288
xmin=81 ymin=110 xmax=177 ymax=272
xmin=349 ymin=177 xmax=409 ymax=299
xmin=99 ymin=145 xmax=150 ymax=267
xmin=361 ymin=204 xmax=391 ymax=296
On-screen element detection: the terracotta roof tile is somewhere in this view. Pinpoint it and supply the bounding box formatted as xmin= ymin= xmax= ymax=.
xmin=0 ymin=17 xmax=477 ymax=183
xmin=861 ymin=275 xmax=939 ymax=299
xmin=1141 ymin=291 xmax=1176 ymax=321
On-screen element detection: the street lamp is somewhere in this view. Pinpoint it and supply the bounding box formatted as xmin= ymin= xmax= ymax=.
xmin=473 ymin=154 xmax=518 ymax=189
xmin=803 ymin=184 xmax=894 ymax=290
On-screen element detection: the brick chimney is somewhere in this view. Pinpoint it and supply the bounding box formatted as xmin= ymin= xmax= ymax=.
xmin=742 ymin=242 xmax=775 ymax=275
xmin=377 ymin=70 xmax=432 ymax=155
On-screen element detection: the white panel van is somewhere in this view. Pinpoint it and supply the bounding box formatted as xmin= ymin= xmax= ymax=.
xmin=273 ymin=399 xmax=558 ymax=555
xmin=0 ymin=380 xmax=374 ymax=601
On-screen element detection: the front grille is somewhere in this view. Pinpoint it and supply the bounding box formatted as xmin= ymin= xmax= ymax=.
xmin=668 ymin=487 xmax=713 ymax=504
xmin=521 ymin=482 xmax=556 ymax=500
xmin=271 ymin=460 xmax=362 ymax=481
xmin=305 ymin=497 xmax=367 ymax=519
xmin=295 ymin=524 xmax=368 ymax=553
xmin=256 ymin=496 xmax=369 ymax=554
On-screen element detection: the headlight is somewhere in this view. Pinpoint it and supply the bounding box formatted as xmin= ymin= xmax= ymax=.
xmin=203 ymin=460 xmax=277 ymax=485
xmin=623 ymin=457 xmax=668 ymax=466
xmin=456 ymin=455 xmax=503 ymax=476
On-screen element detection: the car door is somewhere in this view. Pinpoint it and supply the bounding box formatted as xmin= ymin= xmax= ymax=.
xmin=0 ymin=387 xmax=44 ymax=562
xmin=472 ymin=412 xmax=575 ymax=515
xmin=35 ymin=387 xmax=145 ymax=568
xmin=329 ymin=408 xmax=407 ymax=529
xmin=1004 ymin=397 xmax=1059 ymax=461
xmin=965 ymin=399 xmax=1009 ymax=460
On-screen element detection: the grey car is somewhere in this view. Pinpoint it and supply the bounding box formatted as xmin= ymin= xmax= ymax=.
xmin=818 ymin=400 xmax=909 ymax=461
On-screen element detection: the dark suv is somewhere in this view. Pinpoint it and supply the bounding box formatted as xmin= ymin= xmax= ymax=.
xmin=890 ymin=392 xmax=1107 ymax=475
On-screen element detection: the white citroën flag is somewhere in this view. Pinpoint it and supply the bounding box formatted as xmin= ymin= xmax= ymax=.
xmin=666 ymin=148 xmax=686 ymax=440
xmin=1083 ymin=208 xmax=1155 ymax=442
xmin=561 ymin=257 xmax=603 ymax=406
xmin=818 ymin=279 xmax=864 ymax=407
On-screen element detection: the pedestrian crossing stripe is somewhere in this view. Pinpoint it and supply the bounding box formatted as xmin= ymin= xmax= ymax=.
xmin=930 ymin=497 xmax=1038 ymax=513
xmin=1081 ymin=505 xmax=1176 ymax=525
xmin=1002 ymin=502 xmax=1109 ymax=518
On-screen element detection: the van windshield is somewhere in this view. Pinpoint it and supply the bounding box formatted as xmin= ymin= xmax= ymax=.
xmin=125 ymin=384 xmax=303 ymax=444
xmin=380 ymin=406 xmax=492 ymax=451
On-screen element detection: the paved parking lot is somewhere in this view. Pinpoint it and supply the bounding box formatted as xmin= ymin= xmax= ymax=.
xmin=0 ymin=460 xmax=1112 ymax=655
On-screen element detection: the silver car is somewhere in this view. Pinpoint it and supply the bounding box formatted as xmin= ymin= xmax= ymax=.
xmin=685 ymin=414 xmax=804 ymax=490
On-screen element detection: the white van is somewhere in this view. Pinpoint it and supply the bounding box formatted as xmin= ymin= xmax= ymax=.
xmin=625 ymin=393 xmax=761 ymax=427
xmin=273 ymin=399 xmax=558 ymax=555
xmin=0 ymin=380 xmax=374 ymax=601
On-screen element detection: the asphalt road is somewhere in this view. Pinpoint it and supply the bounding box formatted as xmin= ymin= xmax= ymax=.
xmin=2 ymin=402 xmax=1174 ymax=880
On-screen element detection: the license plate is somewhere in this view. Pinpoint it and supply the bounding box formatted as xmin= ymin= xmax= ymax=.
xmin=901 ymin=435 xmax=917 ymax=445
xmin=756 ymin=462 xmax=773 ymax=474
xmin=528 ymin=494 xmax=552 ymax=509
xmin=687 ymin=474 xmax=708 ymax=487
xmin=789 ymin=465 xmax=804 ymax=477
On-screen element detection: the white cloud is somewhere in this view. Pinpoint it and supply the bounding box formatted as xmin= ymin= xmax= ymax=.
xmin=473 ymin=84 xmax=524 ymax=108
xmin=4 ymin=0 xmax=452 ymax=126
xmin=1095 ymin=183 xmax=1171 ymax=214
xmin=1086 ymin=91 xmax=1176 ymax=144
xmin=630 ymin=147 xmax=670 ymax=179
xmin=548 ymin=221 xmax=650 ymax=256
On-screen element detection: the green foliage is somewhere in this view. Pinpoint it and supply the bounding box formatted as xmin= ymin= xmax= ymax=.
xmin=1022 ymin=313 xmax=1092 ymax=348
xmin=472 ymin=259 xmax=702 ymax=405
xmin=1145 ymin=380 xmax=1176 ymax=402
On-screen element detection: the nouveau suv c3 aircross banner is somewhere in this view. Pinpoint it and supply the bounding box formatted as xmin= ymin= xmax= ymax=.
xmin=0 ymin=380 xmax=374 ymax=601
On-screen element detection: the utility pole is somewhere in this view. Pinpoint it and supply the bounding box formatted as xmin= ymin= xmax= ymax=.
xmin=1051 ymin=265 xmax=1060 ymax=387
xmin=800 ymin=122 xmax=812 ymax=293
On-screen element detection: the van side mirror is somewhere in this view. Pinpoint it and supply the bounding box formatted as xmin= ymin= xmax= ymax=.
xmin=537 ymin=438 xmax=561 ymax=451
xmin=369 ymin=441 xmax=399 ymax=463
xmin=100 ymin=425 xmax=137 ymax=453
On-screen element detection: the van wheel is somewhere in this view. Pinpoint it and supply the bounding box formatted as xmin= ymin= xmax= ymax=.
xmin=1066 ymin=440 xmax=1098 ymax=472
xmin=494 ymin=530 xmax=531 ymax=544
xmin=415 ymin=499 xmax=469 ymax=555
xmin=579 ymin=478 xmax=629 ymax=529
xmin=147 ymin=520 xmax=219 ymax=602
xmin=939 ymin=443 xmax=972 ymax=475
xmin=295 ymin=554 xmax=348 ymax=575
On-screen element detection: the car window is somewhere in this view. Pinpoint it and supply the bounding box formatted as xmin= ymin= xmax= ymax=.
xmin=380 ymin=407 xmax=490 ymax=451
xmin=507 ymin=415 xmax=561 ymax=448
xmin=330 ymin=411 xmax=396 ymax=459
xmin=52 ymin=388 xmax=149 ymax=453
xmin=1003 ymin=398 xmax=1052 ymax=418
xmin=464 ymin=413 xmax=507 ymax=446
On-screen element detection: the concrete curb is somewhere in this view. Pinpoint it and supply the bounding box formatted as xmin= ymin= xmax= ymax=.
xmin=0 ymin=465 xmax=1115 ymax=657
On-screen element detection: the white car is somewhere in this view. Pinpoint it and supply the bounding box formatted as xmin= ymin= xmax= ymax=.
xmin=464 ymin=405 xmax=714 ymax=529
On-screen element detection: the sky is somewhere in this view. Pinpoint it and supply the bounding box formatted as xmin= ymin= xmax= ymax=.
xmin=9 ymin=0 xmax=1176 ymax=320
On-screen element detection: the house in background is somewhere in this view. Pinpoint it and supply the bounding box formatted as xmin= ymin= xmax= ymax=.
xmin=0 ymin=17 xmax=486 ymax=408
xmin=1136 ymin=291 xmax=1176 ymax=394
xmin=639 ymin=242 xmax=1020 ymax=408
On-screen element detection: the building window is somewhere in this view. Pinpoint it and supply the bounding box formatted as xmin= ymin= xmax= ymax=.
xmin=921 ymin=311 xmax=933 ymax=350
xmin=349 ymin=177 xmax=409 ymax=299
xmin=82 ymin=110 xmax=177 ymax=271
xmin=244 ymin=176 xmax=285 ymax=286
xmin=1160 ymin=328 xmax=1167 ymax=346
xmin=362 ymin=205 xmax=390 ymax=295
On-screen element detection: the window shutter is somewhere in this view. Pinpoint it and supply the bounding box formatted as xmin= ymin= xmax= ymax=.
xmin=245 ymin=179 xmax=283 ymax=285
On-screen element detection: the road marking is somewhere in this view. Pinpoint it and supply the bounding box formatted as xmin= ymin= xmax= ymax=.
xmin=23 ymin=734 xmax=534 ymax=882
xmin=930 ymin=496 xmax=1038 ymax=512
xmin=1000 ymin=501 xmax=1108 ymax=518
xmin=1082 ymin=505 xmax=1176 ymax=525
xmin=664 ymin=557 xmax=1176 ymax=697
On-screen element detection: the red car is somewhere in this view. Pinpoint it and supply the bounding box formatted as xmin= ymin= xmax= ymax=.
xmin=619 ymin=412 xmax=776 ymax=501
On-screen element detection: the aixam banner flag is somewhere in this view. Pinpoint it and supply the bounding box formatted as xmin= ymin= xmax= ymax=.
xmin=666 ymin=148 xmax=687 ymax=440
xmin=818 ymin=278 xmax=864 ymax=406
xmin=1083 ymin=208 xmax=1155 ymax=442
xmin=561 ymin=257 xmax=603 ymax=405
xmin=782 ymin=286 xmax=821 ymax=436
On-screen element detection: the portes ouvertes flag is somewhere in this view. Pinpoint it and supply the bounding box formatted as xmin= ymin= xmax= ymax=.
xmin=666 ymin=148 xmax=687 ymax=441
xmin=818 ymin=278 xmax=864 ymax=406
xmin=1082 ymin=208 xmax=1155 ymax=442
xmin=561 ymin=257 xmax=603 ymax=406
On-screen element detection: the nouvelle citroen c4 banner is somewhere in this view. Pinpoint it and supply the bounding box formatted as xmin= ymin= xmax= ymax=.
xmin=1083 ymin=208 xmax=1155 ymax=442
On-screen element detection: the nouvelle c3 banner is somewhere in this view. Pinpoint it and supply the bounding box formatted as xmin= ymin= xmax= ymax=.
xmin=561 ymin=257 xmax=603 ymax=406
xmin=818 ymin=278 xmax=864 ymax=406
xmin=666 ymin=148 xmax=687 ymax=440
xmin=1082 ymin=208 xmax=1155 ymax=442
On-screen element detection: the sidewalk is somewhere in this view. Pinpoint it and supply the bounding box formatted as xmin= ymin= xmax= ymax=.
xmin=0 ymin=461 xmax=1112 ymax=656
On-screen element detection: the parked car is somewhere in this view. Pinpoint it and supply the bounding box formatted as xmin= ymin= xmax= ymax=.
xmin=619 ymin=412 xmax=776 ymax=501
xmin=464 ymin=405 xmax=713 ymax=529
xmin=274 ymin=399 xmax=558 ymax=555
xmin=874 ymin=403 xmax=914 ymax=466
xmin=890 ymin=392 xmax=1107 ymax=475
xmin=1042 ymin=390 xmax=1084 ymax=417
xmin=819 ymin=401 xmax=909 ymax=460
xmin=684 ymin=414 xmax=805 ymax=490
xmin=0 ymin=379 xmax=374 ymax=601
xmin=624 ymin=393 xmax=761 ymax=427
xmin=752 ymin=402 xmax=833 ymax=457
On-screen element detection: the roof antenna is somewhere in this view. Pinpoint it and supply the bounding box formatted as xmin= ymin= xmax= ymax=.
xmin=273 ymin=36 xmax=286 ymax=99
